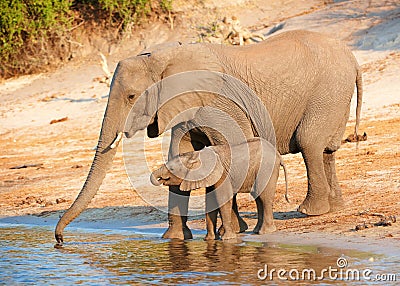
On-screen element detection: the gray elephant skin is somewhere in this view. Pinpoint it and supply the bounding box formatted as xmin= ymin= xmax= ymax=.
xmin=55 ymin=30 xmax=362 ymax=244
xmin=150 ymin=138 xmax=289 ymax=240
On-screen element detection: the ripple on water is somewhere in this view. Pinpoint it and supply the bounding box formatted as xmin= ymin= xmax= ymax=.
xmin=0 ymin=225 xmax=398 ymax=285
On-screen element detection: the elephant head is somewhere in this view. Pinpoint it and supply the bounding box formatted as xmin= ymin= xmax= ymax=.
xmin=150 ymin=147 xmax=225 ymax=191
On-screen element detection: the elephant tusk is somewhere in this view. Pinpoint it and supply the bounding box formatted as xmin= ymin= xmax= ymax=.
xmin=110 ymin=132 xmax=123 ymax=149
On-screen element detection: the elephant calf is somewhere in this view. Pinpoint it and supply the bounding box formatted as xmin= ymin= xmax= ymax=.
xmin=150 ymin=138 xmax=288 ymax=240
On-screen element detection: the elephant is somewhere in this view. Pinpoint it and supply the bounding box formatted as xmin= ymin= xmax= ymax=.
xmin=150 ymin=138 xmax=289 ymax=240
xmin=54 ymin=29 xmax=362 ymax=244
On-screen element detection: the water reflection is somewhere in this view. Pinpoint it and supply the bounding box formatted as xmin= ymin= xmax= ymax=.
xmin=0 ymin=225 xmax=397 ymax=285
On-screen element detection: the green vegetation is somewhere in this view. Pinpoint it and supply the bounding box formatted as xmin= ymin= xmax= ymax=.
xmin=0 ymin=0 xmax=72 ymax=56
xmin=0 ymin=0 xmax=172 ymax=78
xmin=160 ymin=0 xmax=173 ymax=12
xmin=0 ymin=0 xmax=73 ymax=77
xmin=99 ymin=0 xmax=151 ymax=26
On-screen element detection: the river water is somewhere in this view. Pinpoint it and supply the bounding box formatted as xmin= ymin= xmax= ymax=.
xmin=0 ymin=223 xmax=398 ymax=285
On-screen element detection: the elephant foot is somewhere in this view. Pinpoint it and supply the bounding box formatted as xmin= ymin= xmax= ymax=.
xmin=204 ymin=234 xmax=219 ymax=241
xmin=231 ymin=211 xmax=248 ymax=233
xmin=162 ymin=226 xmax=193 ymax=240
xmin=329 ymin=195 xmax=345 ymax=213
xmin=253 ymin=224 xmax=261 ymax=234
xmin=220 ymin=219 xmax=248 ymax=235
xmin=204 ymin=232 xmax=219 ymax=241
xmin=298 ymin=197 xmax=330 ymax=216
xmin=218 ymin=225 xmax=225 ymax=237
xmin=258 ymin=224 xmax=276 ymax=234
xmin=236 ymin=216 xmax=248 ymax=233
xmin=221 ymin=230 xmax=237 ymax=240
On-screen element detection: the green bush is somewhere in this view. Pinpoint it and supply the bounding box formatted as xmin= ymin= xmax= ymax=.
xmin=0 ymin=0 xmax=72 ymax=77
xmin=160 ymin=0 xmax=173 ymax=12
xmin=99 ymin=0 xmax=151 ymax=27
xmin=0 ymin=0 xmax=172 ymax=78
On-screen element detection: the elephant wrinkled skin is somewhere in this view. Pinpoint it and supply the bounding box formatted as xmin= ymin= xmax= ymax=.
xmin=55 ymin=30 xmax=362 ymax=244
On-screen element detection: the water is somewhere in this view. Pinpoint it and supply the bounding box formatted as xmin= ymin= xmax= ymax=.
xmin=0 ymin=224 xmax=398 ymax=285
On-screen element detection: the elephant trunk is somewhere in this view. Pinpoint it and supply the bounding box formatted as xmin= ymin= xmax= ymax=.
xmin=150 ymin=171 xmax=162 ymax=186
xmin=150 ymin=165 xmax=180 ymax=186
xmin=55 ymin=101 xmax=123 ymax=245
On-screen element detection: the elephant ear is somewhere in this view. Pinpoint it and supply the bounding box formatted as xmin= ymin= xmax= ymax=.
xmin=180 ymin=148 xmax=224 ymax=191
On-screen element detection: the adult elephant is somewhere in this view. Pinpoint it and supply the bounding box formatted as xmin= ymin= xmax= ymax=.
xmin=55 ymin=30 xmax=362 ymax=244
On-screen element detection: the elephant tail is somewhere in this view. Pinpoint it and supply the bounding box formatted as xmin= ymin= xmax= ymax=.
xmin=354 ymin=68 xmax=363 ymax=139
xmin=281 ymin=160 xmax=290 ymax=203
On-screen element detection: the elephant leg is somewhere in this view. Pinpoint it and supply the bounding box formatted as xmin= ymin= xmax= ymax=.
xmin=258 ymin=198 xmax=276 ymax=234
xmin=297 ymin=147 xmax=331 ymax=215
xmin=219 ymin=200 xmax=236 ymax=240
xmin=162 ymin=125 xmax=194 ymax=240
xmin=215 ymin=182 xmax=236 ymax=240
xmin=323 ymin=110 xmax=349 ymax=213
xmin=255 ymin=163 xmax=278 ymax=234
xmin=205 ymin=210 xmax=219 ymax=240
xmin=253 ymin=196 xmax=263 ymax=234
xmin=205 ymin=186 xmax=219 ymax=240
xmin=162 ymin=186 xmax=193 ymax=240
xmin=295 ymin=109 xmax=335 ymax=216
xmin=296 ymin=91 xmax=353 ymax=215
xmin=324 ymin=152 xmax=345 ymax=212
xmin=219 ymin=194 xmax=248 ymax=235
xmin=231 ymin=195 xmax=248 ymax=233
